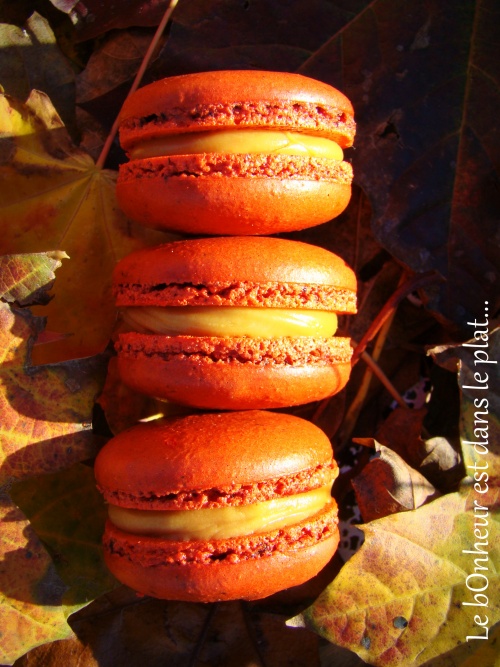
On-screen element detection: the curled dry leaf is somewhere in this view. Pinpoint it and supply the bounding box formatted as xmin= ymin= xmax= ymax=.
xmin=76 ymin=29 xmax=161 ymax=116
xmin=375 ymin=407 xmax=464 ymax=491
xmin=0 ymin=12 xmax=75 ymax=131
xmin=351 ymin=440 xmax=439 ymax=522
xmin=298 ymin=487 xmax=500 ymax=667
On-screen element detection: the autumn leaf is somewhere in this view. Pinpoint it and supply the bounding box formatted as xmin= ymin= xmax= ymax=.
xmin=375 ymin=408 xmax=464 ymax=492
xmin=298 ymin=487 xmax=500 ymax=667
xmin=0 ymin=494 xmax=72 ymax=666
xmin=76 ymin=29 xmax=162 ymax=116
xmin=0 ymin=462 xmax=115 ymax=666
xmin=0 ymin=251 xmax=68 ymax=306
xmin=0 ymin=251 xmax=110 ymax=663
xmin=298 ymin=0 xmax=500 ymax=333
xmin=0 ymin=253 xmax=107 ymax=488
xmin=10 ymin=463 xmax=116 ymax=607
xmin=0 ymin=89 xmax=170 ymax=364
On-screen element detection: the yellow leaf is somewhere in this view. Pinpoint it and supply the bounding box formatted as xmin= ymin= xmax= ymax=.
xmin=300 ymin=488 xmax=500 ymax=666
xmin=0 ymin=496 xmax=72 ymax=665
xmin=0 ymin=90 xmax=171 ymax=363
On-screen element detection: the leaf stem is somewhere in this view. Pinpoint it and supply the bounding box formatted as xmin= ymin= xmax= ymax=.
xmin=95 ymin=0 xmax=179 ymax=170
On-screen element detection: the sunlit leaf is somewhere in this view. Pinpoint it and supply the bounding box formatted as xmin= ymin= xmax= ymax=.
xmin=0 ymin=302 xmax=106 ymax=486
xmin=300 ymin=488 xmax=500 ymax=666
xmin=0 ymin=495 xmax=71 ymax=666
xmin=0 ymin=90 xmax=170 ymax=364
xmin=0 ymin=251 xmax=68 ymax=306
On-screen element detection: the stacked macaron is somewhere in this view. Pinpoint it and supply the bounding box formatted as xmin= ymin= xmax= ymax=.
xmin=97 ymin=70 xmax=357 ymax=601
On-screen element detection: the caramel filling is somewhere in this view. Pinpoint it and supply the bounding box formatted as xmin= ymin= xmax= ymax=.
xmin=108 ymin=485 xmax=333 ymax=540
xmin=129 ymin=129 xmax=344 ymax=160
xmin=122 ymin=306 xmax=338 ymax=338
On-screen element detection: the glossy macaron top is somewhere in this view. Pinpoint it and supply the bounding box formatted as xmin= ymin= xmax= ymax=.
xmin=112 ymin=237 xmax=357 ymax=312
xmin=118 ymin=70 xmax=355 ymax=149
xmin=94 ymin=410 xmax=336 ymax=510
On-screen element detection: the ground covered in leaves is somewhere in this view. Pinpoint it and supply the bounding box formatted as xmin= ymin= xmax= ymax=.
xmin=0 ymin=1 xmax=499 ymax=666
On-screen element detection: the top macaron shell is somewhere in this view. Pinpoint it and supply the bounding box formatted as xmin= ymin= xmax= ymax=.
xmin=113 ymin=236 xmax=357 ymax=310
xmin=94 ymin=410 xmax=336 ymax=510
xmin=116 ymin=70 xmax=355 ymax=236
xmin=118 ymin=70 xmax=355 ymax=146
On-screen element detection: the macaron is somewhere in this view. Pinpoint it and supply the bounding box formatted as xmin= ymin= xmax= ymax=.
xmin=94 ymin=410 xmax=340 ymax=602
xmin=113 ymin=236 xmax=357 ymax=410
xmin=116 ymin=70 xmax=355 ymax=236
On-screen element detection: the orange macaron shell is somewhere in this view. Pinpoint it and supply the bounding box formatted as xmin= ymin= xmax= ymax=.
xmin=116 ymin=70 xmax=355 ymax=235
xmin=116 ymin=159 xmax=352 ymax=236
xmin=94 ymin=411 xmax=340 ymax=601
xmin=115 ymin=334 xmax=353 ymax=410
xmin=113 ymin=237 xmax=357 ymax=410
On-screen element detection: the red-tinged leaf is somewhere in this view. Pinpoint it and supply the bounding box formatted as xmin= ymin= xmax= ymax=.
xmin=0 ymin=495 xmax=71 ymax=666
xmin=351 ymin=440 xmax=439 ymax=521
xmin=430 ymin=328 xmax=500 ymax=483
xmin=0 ymin=301 xmax=106 ymax=487
xmin=0 ymin=252 xmax=68 ymax=306
xmin=0 ymin=90 xmax=170 ymax=364
xmin=299 ymin=487 xmax=500 ymax=666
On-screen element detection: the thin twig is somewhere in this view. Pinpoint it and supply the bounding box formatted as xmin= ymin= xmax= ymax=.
xmin=95 ymin=0 xmax=179 ymax=170
xmin=360 ymin=350 xmax=408 ymax=409
xmin=337 ymin=310 xmax=397 ymax=444
xmin=187 ymin=603 xmax=218 ymax=667
xmin=351 ymin=270 xmax=442 ymax=365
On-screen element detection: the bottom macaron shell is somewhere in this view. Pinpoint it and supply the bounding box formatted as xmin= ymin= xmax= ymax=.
xmin=116 ymin=354 xmax=352 ymax=409
xmin=103 ymin=529 xmax=340 ymax=602
xmin=116 ymin=171 xmax=352 ymax=235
